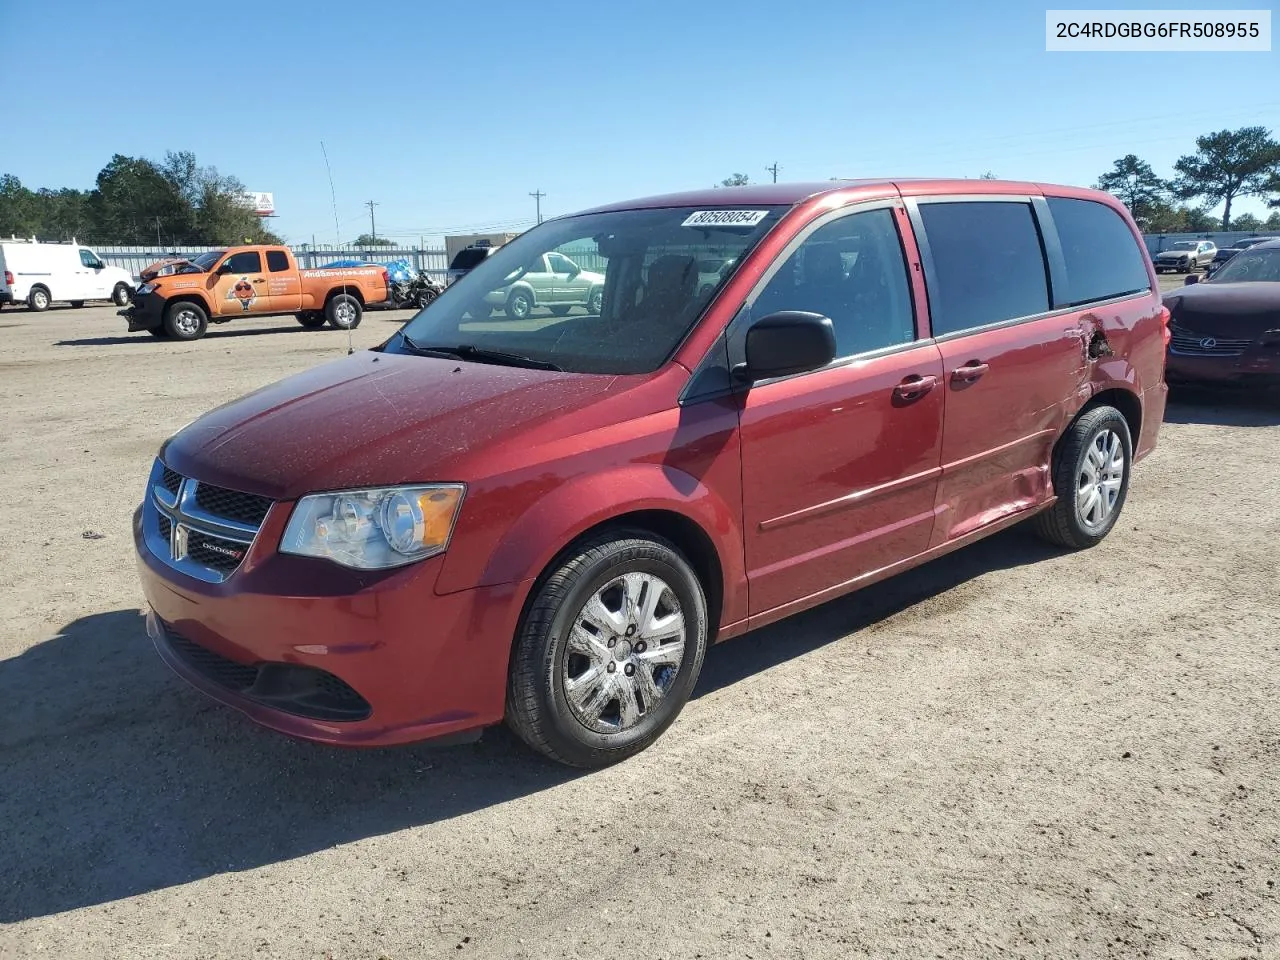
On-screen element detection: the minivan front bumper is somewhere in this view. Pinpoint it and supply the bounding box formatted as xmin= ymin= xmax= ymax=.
xmin=134 ymin=503 xmax=527 ymax=746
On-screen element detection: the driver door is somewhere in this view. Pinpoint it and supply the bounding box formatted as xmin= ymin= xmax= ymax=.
xmin=547 ymin=251 xmax=585 ymax=305
xmin=210 ymin=250 xmax=269 ymax=317
xmin=78 ymin=249 xmax=110 ymax=299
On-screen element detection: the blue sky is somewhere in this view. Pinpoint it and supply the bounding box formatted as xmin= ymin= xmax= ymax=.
xmin=2 ymin=0 xmax=1276 ymax=245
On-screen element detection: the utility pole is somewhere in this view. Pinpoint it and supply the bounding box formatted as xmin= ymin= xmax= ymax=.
xmin=529 ymin=189 xmax=545 ymax=224
xmin=155 ymin=217 xmax=162 ymax=247
xmin=364 ymin=200 xmax=379 ymax=241
xmin=766 ymin=162 xmax=781 ymax=183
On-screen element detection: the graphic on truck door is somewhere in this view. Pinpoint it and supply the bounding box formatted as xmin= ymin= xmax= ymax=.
xmin=230 ymin=276 xmax=257 ymax=311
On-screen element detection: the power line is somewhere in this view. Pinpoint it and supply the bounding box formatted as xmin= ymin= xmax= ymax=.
xmin=529 ymin=190 xmax=545 ymax=224
xmin=364 ymin=199 xmax=379 ymax=240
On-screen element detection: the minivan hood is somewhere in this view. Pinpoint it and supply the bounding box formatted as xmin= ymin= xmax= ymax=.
xmin=160 ymin=351 xmax=618 ymax=499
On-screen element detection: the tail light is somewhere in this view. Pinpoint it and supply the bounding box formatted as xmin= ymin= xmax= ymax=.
xmin=381 ymin=268 xmax=389 ymax=286
xmin=1158 ymin=306 xmax=1171 ymax=348
xmin=3 ymin=271 xmax=12 ymax=286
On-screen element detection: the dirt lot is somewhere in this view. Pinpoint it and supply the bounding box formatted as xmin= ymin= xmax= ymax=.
xmin=1 ymin=293 xmax=1277 ymax=959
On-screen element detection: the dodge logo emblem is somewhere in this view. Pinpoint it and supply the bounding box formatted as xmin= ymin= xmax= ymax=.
xmin=1200 ymin=337 xmax=1217 ymax=349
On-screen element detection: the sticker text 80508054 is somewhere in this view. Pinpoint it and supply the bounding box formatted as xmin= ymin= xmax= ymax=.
xmin=681 ymin=210 xmax=769 ymax=228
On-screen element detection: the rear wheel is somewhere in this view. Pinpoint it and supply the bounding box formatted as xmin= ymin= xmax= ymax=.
xmin=506 ymin=531 xmax=708 ymax=768
xmin=325 ymin=294 xmax=362 ymax=330
xmin=28 ymin=287 xmax=50 ymax=311
xmin=296 ymin=311 xmax=326 ymax=328
xmin=587 ymin=288 xmax=603 ymax=315
xmin=163 ymin=301 xmax=208 ymax=341
xmin=112 ymin=283 xmax=131 ymax=306
xmin=1033 ymin=405 xmax=1132 ymax=550
xmin=504 ymin=289 xmax=532 ymax=321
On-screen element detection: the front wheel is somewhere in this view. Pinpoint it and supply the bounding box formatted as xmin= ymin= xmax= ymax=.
xmin=587 ymin=288 xmax=603 ymax=315
xmin=112 ymin=284 xmax=131 ymax=306
xmin=325 ymin=294 xmax=362 ymax=330
xmin=506 ymin=531 xmax=708 ymax=768
xmin=163 ymin=301 xmax=208 ymax=341
xmin=504 ymin=289 xmax=532 ymax=321
xmin=1033 ymin=405 xmax=1132 ymax=550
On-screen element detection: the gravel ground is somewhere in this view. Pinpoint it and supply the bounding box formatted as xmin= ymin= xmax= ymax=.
xmin=1 ymin=293 xmax=1277 ymax=959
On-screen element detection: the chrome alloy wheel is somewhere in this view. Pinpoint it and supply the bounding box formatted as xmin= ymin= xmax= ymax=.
xmin=562 ymin=572 xmax=686 ymax=734
xmin=1076 ymin=428 xmax=1125 ymax=529
xmin=172 ymin=306 xmax=201 ymax=337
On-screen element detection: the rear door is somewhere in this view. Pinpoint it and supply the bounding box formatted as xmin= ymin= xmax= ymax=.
xmin=736 ymin=203 xmax=945 ymax=615
xmin=210 ymin=250 xmax=269 ymax=317
xmin=908 ymin=195 xmax=1085 ymax=544
xmin=264 ymin=248 xmax=301 ymax=311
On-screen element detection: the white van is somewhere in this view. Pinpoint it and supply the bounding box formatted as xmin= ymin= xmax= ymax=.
xmin=0 ymin=239 xmax=134 ymax=311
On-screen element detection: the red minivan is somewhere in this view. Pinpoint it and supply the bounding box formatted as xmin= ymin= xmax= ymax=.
xmin=135 ymin=180 xmax=1168 ymax=767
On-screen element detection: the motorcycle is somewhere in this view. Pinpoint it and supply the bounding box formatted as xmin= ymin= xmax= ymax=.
xmin=391 ymin=269 xmax=445 ymax=309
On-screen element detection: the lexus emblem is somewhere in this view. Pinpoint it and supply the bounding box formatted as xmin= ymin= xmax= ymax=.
xmin=1199 ymin=337 xmax=1217 ymax=349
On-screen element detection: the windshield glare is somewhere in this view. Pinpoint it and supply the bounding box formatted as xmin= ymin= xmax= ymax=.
xmin=183 ymin=250 xmax=225 ymax=273
xmin=1211 ymin=248 xmax=1280 ymax=283
xmin=390 ymin=206 xmax=787 ymax=374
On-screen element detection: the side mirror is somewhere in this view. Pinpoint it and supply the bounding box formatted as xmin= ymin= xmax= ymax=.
xmin=736 ymin=311 xmax=836 ymax=381
xmin=566 ymin=266 xmax=580 ymax=279
xmin=1184 ymin=274 xmax=1199 ymax=285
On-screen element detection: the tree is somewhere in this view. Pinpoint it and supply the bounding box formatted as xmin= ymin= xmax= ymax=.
xmin=1229 ymin=213 xmax=1263 ymax=231
xmin=352 ymin=233 xmax=395 ymax=246
xmin=88 ymin=154 xmax=192 ymax=244
xmin=1172 ymin=126 xmax=1280 ymax=230
xmin=979 ymin=171 xmax=998 ymax=180
xmin=1266 ymin=211 xmax=1280 ymax=230
xmin=1264 ymin=171 xmax=1280 ymax=209
xmin=1096 ymin=155 xmax=1167 ymax=228
xmin=717 ymin=173 xmax=750 ymax=187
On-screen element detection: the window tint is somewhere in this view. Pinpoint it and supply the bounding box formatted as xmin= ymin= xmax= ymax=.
xmin=224 ymin=251 xmax=262 ymax=273
xmin=79 ymin=249 xmax=101 ymax=268
xmin=266 ymin=249 xmax=290 ymax=272
xmin=449 ymin=248 xmax=490 ymax=270
xmin=918 ymin=201 xmax=1050 ymax=335
xmin=1048 ymin=197 xmax=1150 ymax=306
xmin=753 ymin=208 xmax=916 ymax=358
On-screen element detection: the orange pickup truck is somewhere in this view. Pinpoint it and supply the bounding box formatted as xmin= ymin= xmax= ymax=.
xmin=121 ymin=245 xmax=390 ymax=341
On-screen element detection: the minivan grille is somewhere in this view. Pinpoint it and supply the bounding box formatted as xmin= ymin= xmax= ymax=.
xmin=194 ymin=484 xmax=273 ymax=527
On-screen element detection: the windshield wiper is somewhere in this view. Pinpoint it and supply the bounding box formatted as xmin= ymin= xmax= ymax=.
xmin=398 ymin=335 xmax=562 ymax=371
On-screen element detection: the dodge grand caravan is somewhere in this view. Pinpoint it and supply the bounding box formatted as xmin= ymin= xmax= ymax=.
xmin=135 ymin=179 xmax=1169 ymax=768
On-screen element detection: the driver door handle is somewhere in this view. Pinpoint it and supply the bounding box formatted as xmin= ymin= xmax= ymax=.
xmin=951 ymin=361 xmax=989 ymax=383
xmin=893 ymin=374 xmax=938 ymax=401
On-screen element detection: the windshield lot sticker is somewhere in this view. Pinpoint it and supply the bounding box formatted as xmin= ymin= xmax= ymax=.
xmin=681 ymin=210 xmax=769 ymax=228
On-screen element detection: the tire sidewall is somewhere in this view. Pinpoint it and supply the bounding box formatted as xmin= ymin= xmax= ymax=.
xmin=164 ymin=301 xmax=207 ymax=340
xmin=326 ymin=294 xmax=362 ymax=330
xmin=529 ymin=542 xmax=707 ymax=764
xmin=113 ymin=284 xmax=131 ymax=306
xmin=587 ymin=288 xmax=603 ymax=314
xmin=1066 ymin=408 xmax=1132 ymax=543
xmin=506 ymin=289 xmax=532 ymax=320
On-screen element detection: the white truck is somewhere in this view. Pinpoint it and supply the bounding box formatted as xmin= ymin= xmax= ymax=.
xmin=0 ymin=239 xmax=135 ymax=311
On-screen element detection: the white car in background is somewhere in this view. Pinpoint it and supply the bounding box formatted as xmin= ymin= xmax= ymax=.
xmin=0 ymin=239 xmax=134 ymax=311
xmin=477 ymin=251 xmax=605 ymax=320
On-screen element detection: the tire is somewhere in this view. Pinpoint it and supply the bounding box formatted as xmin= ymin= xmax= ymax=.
xmin=325 ymin=293 xmax=362 ymax=330
xmin=549 ymin=305 xmax=571 ymax=317
xmin=28 ymin=287 xmax=50 ymax=312
xmin=506 ymin=530 xmax=709 ymax=768
xmin=163 ymin=300 xmax=208 ymax=341
xmin=587 ymin=288 xmax=603 ymax=315
xmin=1033 ymin=404 xmax=1133 ymax=550
xmin=414 ymin=288 xmax=439 ymax=309
xmin=296 ymin=312 xmax=326 ymax=328
xmin=112 ymin=284 xmax=131 ymax=307
xmin=504 ymin=288 xmax=533 ymax=321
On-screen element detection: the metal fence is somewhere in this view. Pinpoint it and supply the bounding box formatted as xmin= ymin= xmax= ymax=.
xmin=1143 ymin=231 xmax=1279 ymax=254
xmin=93 ymin=244 xmax=451 ymax=281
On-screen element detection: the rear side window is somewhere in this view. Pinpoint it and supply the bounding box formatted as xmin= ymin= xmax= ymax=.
xmin=266 ymin=249 xmax=290 ymax=272
xmin=1048 ymin=198 xmax=1149 ymax=306
xmin=449 ymin=248 xmax=490 ymax=270
xmin=224 ymin=251 xmax=262 ymax=273
xmin=917 ymin=201 xmax=1050 ymax=336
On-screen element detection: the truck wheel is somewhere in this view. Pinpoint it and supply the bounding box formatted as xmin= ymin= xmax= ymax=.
xmin=587 ymin=288 xmax=603 ymax=315
xmin=28 ymin=287 xmax=51 ymax=312
xmin=164 ymin=301 xmax=208 ymax=341
xmin=506 ymin=530 xmax=708 ymax=768
xmin=325 ymin=294 xmax=362 ymax=330
xmin=70 ymin=301 xmax=85 ymax=309
xmin=504 ymin=289 xmax=532 ymax=320
xmin=112 ymin=283 xmax=132 ymax=306
xmin=296 ymin=312 xmax=326 ymax=328
xmin=1033 ymin=405 xmax=1132 ymax=550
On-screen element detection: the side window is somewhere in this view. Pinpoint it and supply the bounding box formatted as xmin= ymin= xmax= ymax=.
xmin=752 ymin=208 xmax=916 ymax=359
xmin=1047 ymin=197 xmax=1150 ymax=306
xmin=224 ymin=251 xmax=262 ymax=273
xmin=266 ymin=249 xmax=290 ymax=272
xmin=527 ymin=254 xmax=548 ymax=273
xmin=547 ymin=252 xmax=576 ymax=274
xmin=917 ymin=201 xmax=1050 ymax=335
xmin=79 ymin=249 xmax=100 ymax=268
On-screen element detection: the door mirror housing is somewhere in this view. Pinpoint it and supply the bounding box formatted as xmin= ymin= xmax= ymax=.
xmin=736 ymin=311 xmax=837 ymax=381
xmin=217 ymin=260 xmax=234 ymax=274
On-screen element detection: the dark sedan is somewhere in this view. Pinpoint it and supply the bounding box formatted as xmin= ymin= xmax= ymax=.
xmin=1163 ymin=240 xmax=1280 ymax=389
xmin=1207 ymin=236 xmax=1275 ymax=275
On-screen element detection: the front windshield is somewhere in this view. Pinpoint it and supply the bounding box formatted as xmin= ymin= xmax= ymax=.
xmin=1169 ymin=241 xmax=1198 ymax=250
xmin=388 ymin=205 xmax=788 ymax=374
xmin=1210 ymin=248 xmax=1280 ymax=283
xmin=181 ymin=250 xmax=225 ymax=274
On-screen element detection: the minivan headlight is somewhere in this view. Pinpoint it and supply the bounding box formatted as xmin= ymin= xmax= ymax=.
xmin=281 ymin=484 xmax=465 ymax=570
